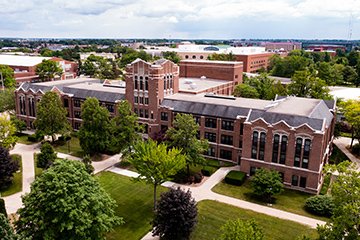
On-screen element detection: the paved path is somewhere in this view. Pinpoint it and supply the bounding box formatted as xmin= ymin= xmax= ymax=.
xmin=108 ymin=166 xmax=326 ymax=240
xmin=333 ymin=137 xmax=360 ymax=169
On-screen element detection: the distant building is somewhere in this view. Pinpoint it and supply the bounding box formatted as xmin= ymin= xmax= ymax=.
xmin=0 ymin=55 xmax=78 ymax=84
xmin=261 ymin=42 xmax=302 ymax=52
xmin=15 ymin=58 xmax=336 ymax=194
xmin=80 ymin=52 xmax=117 ymax=61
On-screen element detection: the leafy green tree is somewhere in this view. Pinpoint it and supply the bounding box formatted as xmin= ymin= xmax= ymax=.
xmin=166 ymin=113 xmax=209 ymax=176
xmin=0 ymin=65 xmax=16 ymax=88
xmin=317 ymin=62 xmax=336 ymax=85
xmin=245 ymin=74 xmax=281 ymax=100
xmin=347 ymin=50 xmax=359 ymax=66
xmin=233 ymin=84 xmax=259 ymax=99
xmin=270 ymin=55 xmax=312 ymax=78
xmin=317 ymin=162 xmax=360 ymax=240
xmin=11 ymin=116 xmax=26 ymax=134
xmin=152 ymin=187 xmax=197 ymax=240
xmin=162 ymin=51 xmax=181 ymax=64
xmin=82 ymin=155 xmax=94 ymax=174
xmin=0 ymin=147 xmax=19 ymax=190
xmin=37 ymin=142 xmax=57 ymax=169
xmin=82 ymin=59 xmax=97 ymax=77
xmin=208 ymin=53 xmax=236 ymax=61
xmin=78 ymin=98 xmax=111 ymax=155
xmin=110 ymin=100 xmax=142 ymax=156
xmin=129 ymin=140 xmax=186 ymax=209
xmin=16 ymin=160 xmax=122 ymax=240
xmin=0 ymin=88 xmax=15 ymax=112
xmin=0 ymin=114 xmax=17 ymax=149
xmin=251 ymin=168 xmax=283 ymax=203
xmin=355 ymin=61 xmax=360 ymax=87
xmin=0 ymin=213 xmax=17 ymax=240
xmin=34 ymin=91 xmax=70 ymax=142
xmin=35 ymin=60 xmax=63 ymax=82
xmin=0 ymin=198 xmax=7 ymax=216
xmin=219 ymin=219 xmax=264 ymax=240
xmin=340 ymin=99 xmax=360 ymax=148
xmin=336 ymin=48 xmax=346 ymax=57
xmin=288 ymin=70 xmax=331 ymax=99
xmin=342 ymin=66 xmax=358 ymax=85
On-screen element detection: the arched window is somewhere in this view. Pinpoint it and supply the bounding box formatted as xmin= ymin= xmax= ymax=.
xmin=251 ymin=131 xmax=258 ymax=159
xmin=258 ymin=132 xmax=266 ymax=160
xmin=294 ymin=138 xmax=302 ymax=167
xmin=20 ymin=95 xmax=26 ymax=115
xmin=294 ymin=137 xmax=311 ymax=169
xmin=279 ymin=135 xmax=288 ymax=164
xmin=272 ymin=134 xmax=280 ymax=163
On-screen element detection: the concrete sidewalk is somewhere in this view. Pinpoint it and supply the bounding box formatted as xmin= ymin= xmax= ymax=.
xmin=333 ymin=137 xmax=360 ymax=169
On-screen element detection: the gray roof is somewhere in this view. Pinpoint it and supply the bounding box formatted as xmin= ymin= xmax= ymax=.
xmin=62 ymin=86 xmax=125 ymax=103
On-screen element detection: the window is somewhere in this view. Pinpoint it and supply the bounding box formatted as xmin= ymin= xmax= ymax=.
xmin=74 ymin=99 xmax=81 ymax=108
xmin=221 ymin=135 xmax=233 ymax=145
xmin=134 ymin=79 xmax=138 ymax=89
xmin=204 ymin=132 xmax=216 ymax=142
xmin=272 ymin=134 xmax=280 ymax=163
xmin=194 ymin=116 xmax=201 ymax=125
xmin=294 ymin=138 xmax=302 ymax=167
xmin=205 ymin=118 xmax=217 ymax=128
xmin=139 ymin=109 xmax=144 ymax=118
xmin=74 ymin=122 xmax=81 ymax=130
xmin=74 ymin=111 xmax=81 ymax=119
xmin=221 ymin=120 xmax=234 ymax=131
xmin=139 ymin=97 xmax=144 ymax=104
xmin=302 ymin=139 xmax=311 ymax=169
xmin=164 ymin=78 xmax=167 ymax=90
xmin=170 ymin=79 xmax=173 ymax=89
xmin=20 ymin=95 xmax=26 ymax=115
xmin=185 ymin=55 xmax=189 ymax=59
xmin=139 ymin=80 xmax=143 ymax=90
xmin=134 ymin=96 xmax=138 ymax=104
xmin=300 ymin=177 xmax=307 ymax=188
xmin=258 ymin=132 xmax=266 ymax=160
xmin=251 ymin=131 xmax=258 ymax=159
xmin=161 ymin=112 xmax=168 ymax=121
xmin=28 ymin=98 xmax=35 ymax=117
xmin=206 ymin=147 xmax=215 ymax=157
xmin=200 ymin=55 xmax=204 ymax=59
xmin=240 ymin=123 xmax=244 ymax=135
xmin=291 ymin=175 xmax=298 ymax=186
xmin=145 ymin=80 xmax=148 ymax=90
xmin=106 ymin=104 xmax=114 ymax=113
xmin=144 ymin=109 xmax=149 ymax=118
xmin=192 ymin=55 xmax=196 ymax=59
xmin=63 ymin=99 xmax=69 ymax=108
xmin=279 ymin=136 xmax=288 ymax=164
xmin=144 ymin=98 xmax=149 ymax=105
xmin=220 ymin=149 xmax=232 ymax=160
xmin=134 ymin=108 xmax=138 ymax=115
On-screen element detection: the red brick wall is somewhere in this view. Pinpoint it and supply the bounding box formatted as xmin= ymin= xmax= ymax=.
xmin=235 ymin=52 xmax=274 ymax=73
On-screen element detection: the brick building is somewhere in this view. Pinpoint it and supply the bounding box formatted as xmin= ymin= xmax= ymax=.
xmin=0 ymin=55 xmax=78 ymax=84
xmin=14 ymin=58 xmax=335 ymax=194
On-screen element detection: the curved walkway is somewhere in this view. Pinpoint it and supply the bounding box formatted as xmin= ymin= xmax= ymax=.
xmin=333 ymin=137 xmax=360 ymax=169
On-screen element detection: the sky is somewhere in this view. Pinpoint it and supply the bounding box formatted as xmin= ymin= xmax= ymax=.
xmin=1 ymin=0 xmax=360 ymax=39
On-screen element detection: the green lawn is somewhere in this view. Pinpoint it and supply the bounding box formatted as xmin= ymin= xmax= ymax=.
xmin=53 ymin=137 xmax=84 ymax=158
xmin=97 ymin=172 xmax=167 ymax=240
xmin=33 ymin=153 xmax=43 ymax=177
xmin=1 ymin=154 xmax=22 ymax=196
xmin=16 ymin=133 xmax=36 ymax=145
xmin=192 ymin=200 xmax=317 ymax=240
xmin=212 ymin=180 xmax=329 ymax=221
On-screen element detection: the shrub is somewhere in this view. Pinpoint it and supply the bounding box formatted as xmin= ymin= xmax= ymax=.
xmin=225 ymin=171 xmax=247 ymax=186
xmin=320 ymin=174 xmax=331 ymax=195
xmin=251 ymin=168 xmax=283 ymax=202
xmin=194 ymin=172 xmax=203 ymax=183
xmin=37 ymin=142 xmax=57 ymax=169
xmin=201 ymin=166 xmax=217 ymax=176
xmin=27 ymin=134 xmax=38 ymax=142
xmin=305 ymin=195 xmax=334 ymax=217
xmin=351 ymin=143 xmax=360 ymax=155
xmin=0 ymin=198 xmax=7 ymax=216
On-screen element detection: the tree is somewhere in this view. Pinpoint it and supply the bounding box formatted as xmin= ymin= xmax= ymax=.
xmin=82 ymin=59 xmax=97 ymax=77
xmin=34 ymin=91 xmax=70 ymax=141
xmin=78 ymin=97 xmax=111 ymax=155
xmin=270 ymin=55 xmax=312 ymax=78
xmin=288 ymin=70 xmax=331 ymax=99
xmin=0 ymin=198 xmax=7 ymax=216
xmin=35 ymin=59 xmax=63 ymax=82
xmin=0 ymin=147 xmax=19 ymax=190
xmin=162 ymin=51 xmax=181 ymax=64
xmin=342 ymin=66 xmax=358 ymax=85
xmin=0 ymin=213 xmax=17 ymax=240
xmin=233 ymin=84 xmax=259 ymax=99
xmin=16 ymin=160 xmax=122 ymax=240
xmin=11 ymin=116 xmax=26 ymax=134
xmin=219 ymin=219 xmax=264 ymax=240
xmin=0 ymin=88 xmax=15 ymax=112
xmin=109 ymin=100 xmax=142 ymax=156
xmin=152 ymin=187 xmax=197 ymax=240
xmin=317 ymin=162 xmax=360 ymax=240
xmin=82 ymin=155 xmax=94 ymax=174
xmin=245 ymin=74 xmax=282 ymax=100
xmin=208 ymin=53 xmax=236 ymax=61
xmin=129 ymin=140 xmax=186 ymax=210
xmin=251 ymin=168 xmax=283 ymax=203
xmin=347 ymin=50 xmax=359 ymax=67
xmin=166 ymin=113 xmax=209 ymax=176
xmin=340 ymin=99 xmax=360 ymax=148
xmin=0 ymin=114 xmax=17 ymax=149
xmin=37 ymin=142 xmax=57 ymax=169
xmin=0 ymin=65 xmax=16 ymax=88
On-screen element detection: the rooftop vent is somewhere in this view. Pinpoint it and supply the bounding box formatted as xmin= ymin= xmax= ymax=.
xmin=205 ymin=93 xmax=236 ymax=100
xmin=200 ymin=76 xmax=206 ymax=79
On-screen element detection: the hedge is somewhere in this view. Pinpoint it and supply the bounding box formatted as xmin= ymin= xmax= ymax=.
xmin=201 ymin=166 xmax=217 ymax=176
xmin=225 ymin=171 xmax=247 ymax=186
xmin=305 ymin=195 xmax=334 ymax=217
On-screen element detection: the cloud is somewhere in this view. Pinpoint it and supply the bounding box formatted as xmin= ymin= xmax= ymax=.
xmin=0 ymin=0 xmax=359 ymax=39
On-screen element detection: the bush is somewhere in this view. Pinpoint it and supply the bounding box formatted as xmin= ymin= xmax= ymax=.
xmin=225 ymin=171 xmax=247 ymax=186
xmin=320 ymin=174 xmax=331 ymax=195
xmin=351 ymin=143 xmax=360 ymax=155
xmin=194 ymin=172 xmax=203 ymax=183
xmin=0 ymin=198 xmax=7 ymax=216
xmin=305 ymin=195 xmax=334 ymax=217
xmin=27 ymin=133 xmax=43 ymax=142
xmin=201 ymin=166 xmax=217 ymax=176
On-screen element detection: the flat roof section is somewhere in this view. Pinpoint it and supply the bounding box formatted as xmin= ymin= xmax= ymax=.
xmin=179 ymin=77 xmax=232 ymax=94
xmin=0 ymin=55 xmax=51 ymax=67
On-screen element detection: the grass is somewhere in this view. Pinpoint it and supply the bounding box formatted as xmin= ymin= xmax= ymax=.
xmin=212 ymin=180 xmax=329 ymax=221
xmin=329 ymin=145 xmax=349 ymax=165
xmin=191 ymin=200 xmax=318 ymax=240
xmin=97 ymin=172 xmax=167 ymax=240
xmin=16 ymin=133 xmax=36 ymax=145
xmin=1 ymin=154 xmax=22 ymax=197
xmin=33 ymin=153 xmax=44 ymax=177
xmin=52 ymin=137 xmax=84 ymax=158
